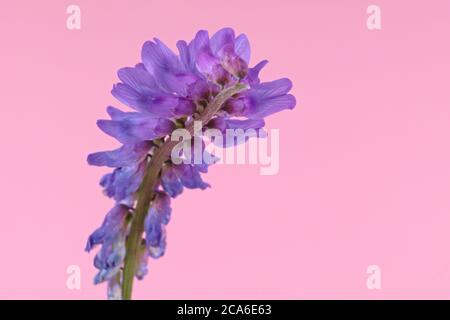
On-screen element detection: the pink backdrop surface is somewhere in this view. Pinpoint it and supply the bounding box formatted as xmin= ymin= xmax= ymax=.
xmin=1 ymin=0 xmax=450 ymax=299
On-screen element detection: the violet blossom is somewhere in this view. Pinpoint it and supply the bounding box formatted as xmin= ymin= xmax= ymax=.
xmin=86 ymin=27 xmax=296 ymax=299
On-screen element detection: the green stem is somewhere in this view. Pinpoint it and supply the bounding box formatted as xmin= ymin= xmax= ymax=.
xmin=121 ymin=83 xmax=247 ymax=300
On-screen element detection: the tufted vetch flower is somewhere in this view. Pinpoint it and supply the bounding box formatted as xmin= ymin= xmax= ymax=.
xmin=86 ymin=27 xmax=296 ymax=299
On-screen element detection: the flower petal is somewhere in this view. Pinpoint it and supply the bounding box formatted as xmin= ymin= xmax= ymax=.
xmin=209 ymin=117 xmax=266 ymax=148
xmin=173 ymin=164 xmax=210 ymax=190
xmin=160 ymin=165 xmax=184 ymax=198
xmin=224 ymin=78 xmax=295 ymax=119
xmin=87 ymin=141 xmax=151 ymax=168
xmin=97 ymin=116 xmax=174 ymax=144
xmin=193 ymin=30 xmax=220 ymax=75
xmin=100 ymin=162 xmax=146 ymax=201
xmin=142 ymin=39 xmax=196 ymax=95
xmin=85 ymin=204 xmax=129 ymax=252
xmin=253 ymin=78 xmax=293 ymax=97
xmin=111 ymin=83 xmax=142 ymax=108
xmin=153 ymin=191 xmax=172 ymax=225
xmin=144 ymin=212 xmax=163 ymax=247
xmin=107 ymin=276 xmax=122 ymax=300
xmin=117 ymin=67 xmax=158 ymax=95
xmin=93 ymin=231 xmax=126 ymax=284
xmin=246 ymin=60 xmax=268 ymax=85
xmin=141 ymin=39 xmax=179 ymax=75
xmin=246 ymin=94 xmax=296 ymax=119
xmin=210 ymin=27 xmax=235 ymax=56
xmin=235 ymin=34 xmax=251 ymax=64
xmin=225 ymin=118 xmax=265 ymax=131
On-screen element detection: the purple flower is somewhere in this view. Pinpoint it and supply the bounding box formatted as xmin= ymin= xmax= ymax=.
xmin=86 ymin=27 xmax=296 ymax=299
xmin=87 ymin=141 xmax=152 ymax=168
xmin=160 ymin=164 xmax=184 ymax=198
xmin=224 ymin=78 xmax=296 ymax=119
xmin=85 ymin=204 xmax=129 ymax=252
xmin=208 ymin=116 xmax=266 ymax=147
xmin=85 ymin=204 xmax=129 ymax=287
xmin=97 ymin=114 xmax=174 ymax=144
xmin=99 ymin=162 xmax=146 ymax=202
xmin=144 ymin=192 xmax=171 ymax=258
xmin=173 ymin=164 xmax=210 ymax=190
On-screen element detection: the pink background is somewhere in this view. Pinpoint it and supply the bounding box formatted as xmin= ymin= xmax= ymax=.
xmin=1 ymin=0 xmax=450 ymax=299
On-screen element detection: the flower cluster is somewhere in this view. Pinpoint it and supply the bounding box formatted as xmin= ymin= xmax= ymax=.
xmin=86 ymin=28 xmax=296 ymax=299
